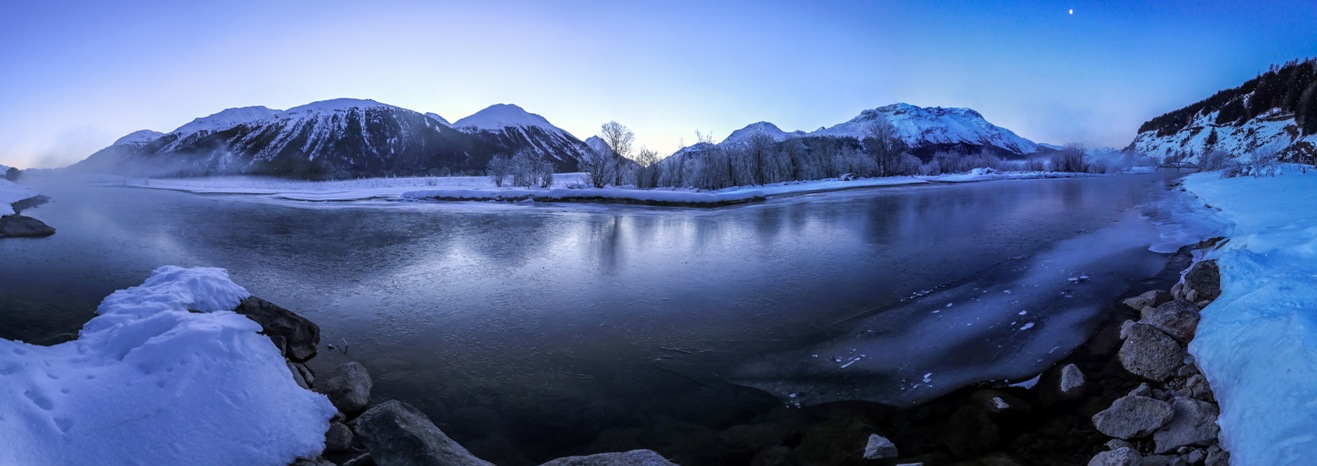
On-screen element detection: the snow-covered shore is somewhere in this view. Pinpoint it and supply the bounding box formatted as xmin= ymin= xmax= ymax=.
xmin=0 ymin=267 xmax=335 ymax=465
xmin=97 ymin=169 xmax=1121 ymax=207
xmin=1174 ymin=165 xmax=1317 ymax=464
xmin=0 ymin=178 xmax=39 ymax=217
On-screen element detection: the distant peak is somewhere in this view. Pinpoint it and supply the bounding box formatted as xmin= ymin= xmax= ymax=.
xmin=424 ymin=112 xmax=451 ymax=126
xmin=113 ymin=129 xmax=164 ymax=146
xmin=284 ymin=98 xmax=393 ymax=114
xmin=453 ymin=103 xmax=558 ymax=132
xmin=171 ymin=106 xmax=279 ymax=135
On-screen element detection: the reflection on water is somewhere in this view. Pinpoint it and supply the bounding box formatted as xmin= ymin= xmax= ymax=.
xmin=1 ymin=174 xmax=1173 ymax=463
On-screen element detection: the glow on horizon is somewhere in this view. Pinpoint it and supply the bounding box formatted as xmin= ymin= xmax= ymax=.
xmin=0 ymin=0 xmax=1314 ymax=169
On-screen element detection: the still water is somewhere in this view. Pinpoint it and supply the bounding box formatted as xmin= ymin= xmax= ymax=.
xmin=1 ymin=174 xmax=1175 ymax=463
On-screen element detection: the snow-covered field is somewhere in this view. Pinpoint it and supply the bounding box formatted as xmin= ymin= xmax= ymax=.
xmin=98 ymin=170 xmax=1122 ymax=207
xmin=1175 ymin=166 xmax=1317 ymax=464
xmin=0 ymin=266 xmax=335 ymax=465
xmin=0 ymin=178 xmax=39 ymax=216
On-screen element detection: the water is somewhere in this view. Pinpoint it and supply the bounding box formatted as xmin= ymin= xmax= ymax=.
xmin=1 ymin=174 xmax=1176 ymax=463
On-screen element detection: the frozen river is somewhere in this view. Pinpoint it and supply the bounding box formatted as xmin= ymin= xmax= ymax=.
xmin=1 ymin=173 xmax=1177 ymax=464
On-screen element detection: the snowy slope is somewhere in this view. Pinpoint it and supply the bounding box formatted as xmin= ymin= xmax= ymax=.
xmin=1130 ymin=108 xmax=1314 ymax=163
xmin=1175 ymin=167 xmax=1317 ymax=464
xmin=452 ymin=104 xmax=587 ymax=168
xmin=112 ymin=130 xmax=164 ymax=146
xmin=424 ymin=112 xmax=451 ymax=126
xmin=171 ymin=106 xmax=280 ymax=138
xmin=0 ymin=266 xmax=335 ymax=465
xmin=0 ymin=178 xmax=39 ymax=216
xmin=719 ymin=103 xmax=1039 ymax=155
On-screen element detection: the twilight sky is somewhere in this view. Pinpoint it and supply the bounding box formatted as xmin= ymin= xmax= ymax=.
xmin=1 ymin=0 xmax=1315 ymax=169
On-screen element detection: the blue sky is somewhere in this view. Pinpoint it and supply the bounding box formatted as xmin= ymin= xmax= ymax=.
xmin=1 ymin=0 xmax=1314 ymax=168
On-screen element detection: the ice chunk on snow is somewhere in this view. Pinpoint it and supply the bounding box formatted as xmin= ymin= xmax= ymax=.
xmin=0 ymin=266 xmax=335 ymax=465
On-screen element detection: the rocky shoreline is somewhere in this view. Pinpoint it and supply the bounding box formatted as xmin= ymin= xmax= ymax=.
xmin=236 ymin=238 xmax=1230 ymax=466
xmin=0 ymin=194 xmax=55 ymax=238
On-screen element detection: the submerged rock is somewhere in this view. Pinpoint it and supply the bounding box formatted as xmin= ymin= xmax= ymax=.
xmin=539 ymin=449 xmax=677 ymax=466
xmin=231 ymin=296 xmax=321 ymax=361
xmin=1093 ymin=395 xmax=1174 ymax=439
xmin=1118 ymin=324 xmax=1184 ymax=382
xmin=353 ymin=400 xmax=494 ymax=466
xmin=316 ymin=362 xmax=373 ymax=416
xmin=0 ymin=214 xmax=55 ymax=237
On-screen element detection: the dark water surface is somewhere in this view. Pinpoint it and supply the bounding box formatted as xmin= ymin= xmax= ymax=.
xmin=1 ymin=175 xmax=1175 ymax=464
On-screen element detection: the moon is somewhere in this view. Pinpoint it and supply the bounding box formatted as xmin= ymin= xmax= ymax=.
xmin=1069 ymin=8 xmax=1074 ymax=14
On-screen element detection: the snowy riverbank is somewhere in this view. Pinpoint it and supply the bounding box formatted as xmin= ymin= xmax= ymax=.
xmin=1172 ymin=165 xmax=1317 ymax=464
xmin=96 ymin=169 xmax=1116 ymax=207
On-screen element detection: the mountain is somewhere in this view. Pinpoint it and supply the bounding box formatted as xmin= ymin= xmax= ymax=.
xmin=451 ymin=104 xmax=586 ymax=171
xmin=71 ymin=99 xmax=583 ymax=179
xmin=423 ymin=112 xmax=451 ymax=126
xmin=1129 ymin=58 xmax=1317 ymax=164
xmin=718 ymin=103 xmax=1040 ymax=159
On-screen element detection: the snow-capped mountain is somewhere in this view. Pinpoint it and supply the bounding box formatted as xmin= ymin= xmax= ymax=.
xmin=1129 ymin=59 xmax=1317 ymax=164
xmin=112 ymin=130 xmax=164 ymax=147
xmin=423 ymin=112 xmax=451 ymax=126
xmin=718 ymin=103 xmax=1040 ymax=158
xmin=451 ymin=104 xmax=586 ymax=171
xmin=72 ymin=99 xmax=583 ymax=179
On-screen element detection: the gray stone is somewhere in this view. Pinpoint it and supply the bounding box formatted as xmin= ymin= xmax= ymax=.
xmin=1128 ymin=383 xmax=1153 ymax=398
xmin=325 ymin=421 xmax=353 ymax=453
xmin=353 ymin=400 xmax=494 ymax=466
xmin=1153 ymin=397 xmax=1220 ymax=454
xmin=287 ymin=361 xmax=310 ymax=389
xmin=1205 ymin=446 xmax=1229 ymax=466
xmin=1058 ymin=363 xmax=1087 ymax=399
xmin=1124 ymin=289 xmax=1172 ymax=312
xmin=539 ymin=449 xmax=677 ymax=466
xmin=1093 ymin=395 xmax=1175 ymax=439
xmin=862 ymin=434 xmax=898 ymax=460
xmin=1105 ymin=439 xmax=1134 ymax=451
xmin=316 ymin=361 xmax=373 ymax=416
xmin=1183 ymin=448 xmax=1206 ymax=465
xmin=231 ymin=296 xmax=320 ymax=362
xmin=1141 ymin=300 xmax=1201 ymax=343
xmin=291 ymin=458 xmax=335 ymax=466
xmin=1184 ymin=260 xmax=1221 ymax=301
xmin=1088 ymin=447 xmax=1141 ymax=466
xmin=0 ymin=214 xmax=55 ymax=237
xmin=1184 ymin=374 xmax=1213 ymax=401
xmin=1119 ymin=324 xmax=1186 ymax=382
xmin=295 ymin=362 xmax=316 ymax=387
xmin=1120 ymin=320 xmax=1137 ymax=340
xmin=1139 ymin=455 xmax=1182 ymax=466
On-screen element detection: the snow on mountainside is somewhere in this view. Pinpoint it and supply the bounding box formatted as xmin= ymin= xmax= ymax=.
xmin=1129 ymin=58 xmax=1317 ymax=164
xmin=112 ymin=130 xmax=164 ymax=146
xmin=424 ymin=112 xmax=451 ymax=126
xmin=454 ymin=104 xmax=564 ymax=133
xmin=72 ymin=99 xmax=584 ymax=179
xmin=719 ymin=103 xmax=1040 ymax=156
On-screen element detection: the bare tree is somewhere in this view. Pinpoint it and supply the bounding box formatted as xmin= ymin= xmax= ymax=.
xmin=864 ymin=120 xmax=908 ymax=177
xmin=487 ymin=154 xmax=510 ymax=187
xmin=1051 ymin=143 xmax=1087 ymax=172
xmin=601 ymin=121 xmax=635 ymax=161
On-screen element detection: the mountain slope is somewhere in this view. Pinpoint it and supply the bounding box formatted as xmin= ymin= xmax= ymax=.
xmin=452 ymin=104 xmax=587 ymax=171
xmin=719 ymin=103 xmax=1040 ymax=159
xmin=1129 ymin=58 xmax=1317 ymax=163
xmin=72 ymin=100 xmax=583 ymax=179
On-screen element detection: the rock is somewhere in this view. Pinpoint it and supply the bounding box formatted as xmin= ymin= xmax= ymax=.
xmin=1105 ymin=439 xmax=1134 ymax=451
xmin=1184 ymin=374 xmax=1213 ymax=401
xmin=1169 ymin=283 xmax=1187 ymax=302
xmin=1153 ymin=397 xmax=1220 ymax=454
xmin=10 ymin=194 xmax=49 ymax=212
xmin=287 ymin=361 xmax=310 ymax=389
xmin=942 ymin=406 xmax=999 ymax=457
xmin=1183 ymin=260 xmax=1221 ymax=301
xmin=1058 ymin=363 xmax=1087 ymax=399
xmin=353 ymin=400 xmax=494 ymax=466
xmin=325 ymin=421 xmax=353 ymax=453
xmin=1176 ymin=364 xmax=1201 ymax=379
xmin=231 ymin=296 xmax=320 ymax=361
xmin=970 ymin=389 xmax=1030 ymax=414
xmin=294 ymin=362 xmax=316 ymax=386
xmin=316 ymin=362 xmax=373 ymax=416
xmin=1088 ymin=447 xmax=1141 ymax=466
xmin=862 ymin=434 xmax=898 ymax=460
xmin=291 ymin=458 xmax=336 ymax=466
xmin=1204 ymin=446 xmax=1229 ymax=466
xmin=1183 ymin=448 xmax=1206 ymax=464
xmin=539 ymin=449 xmax=677 ymax=466
xmin=1139 ymin=455 xmax=1182 ymax=466
xmin=1120 ymin=320 xmax=1137 ymax=340
xmin=1140 ymin=301 xmax=1200 ymax=343
xmin=1123 ymin=289 xmax=1172 ymax=312
xmin=1118 ymin=324 xmax=1185 ymax=381
xmin=0 ymin=214 xmax=55 ymax=237
xmin=1128 ymin=383 xmax=1153 ymax=398
xmin=1092 ymin=395 xmax=1175 ymax=439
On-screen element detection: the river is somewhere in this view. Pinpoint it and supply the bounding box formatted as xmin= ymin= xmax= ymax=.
xmin=1 ymin=174 xmax=1178 ymax=464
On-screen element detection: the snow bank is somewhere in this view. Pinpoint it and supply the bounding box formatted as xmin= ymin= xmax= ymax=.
xmin=1176 ymin=166 xmax=1317 ymax=464
xmin=401 ymin=186 xmax=767 ymax=206
xmin=0 ymin=266 xmax=335 ymax=465
xmin=0 ymin=178 xmax=39 ymax=216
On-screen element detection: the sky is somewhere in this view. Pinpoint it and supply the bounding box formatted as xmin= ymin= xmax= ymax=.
xmin=1 ymin=0 xmax=1315 ymax=169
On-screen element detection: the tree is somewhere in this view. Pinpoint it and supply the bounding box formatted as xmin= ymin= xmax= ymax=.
xmin=486 ymin=154 xmax=510 ymax=187
xmin=1051 ymin=144 xmax=1087 ymax=172
xmin=864 ymin=120 xmax=908 ymax=177
xmin=583 ymin=121 xmax=635 ymax=188
xmin=632 ymin=147 xmax=661 ymax=189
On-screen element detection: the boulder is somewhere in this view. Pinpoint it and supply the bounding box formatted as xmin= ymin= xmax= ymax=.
xmin=1123 ymin=290 xmax=1171 ymax=312
xmin=1152 ymin=397 xmax=1220 ymax=454
xmin=316 ymin=362 xmax=373 ymax=416
xmin=231 ymin=296 xmax=320 ymax=361
xmin=1118 ymin=324 xmax=1185 ymax=382
xmin=353 ymin=400 xmax=494 ymax=466
xmin=1140 ymin=301 xmax=1200 ymax=343
xmin=862 ymin=434 xmax=898 ymax=460
xmin=291 ymin=458 xmax=335 ymax=466
xmin=1183 ymin=260 xmax=1221 ymax=302
xmin=539 ymin=449 xmax=677 ymax=466
xmin=1088 ymin=447 xmax=1141 ymax=466
xmin=1184 ymin=374 xmax=1213 ymax=402
xmin=325 ymin=422 xmax=353 ymax=453
xmin=1058 ymin=363 xmax=1087 ymax=399
xmin=0 ymin=214 xmax=55 ymax=237
xmin=1204 ymin=446 xmax=1229 ymax=466
xmin=1092 ymin=396 xmax=1174 ymax=439
xmin=287 ymin=361 xmax=310 ymax=389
